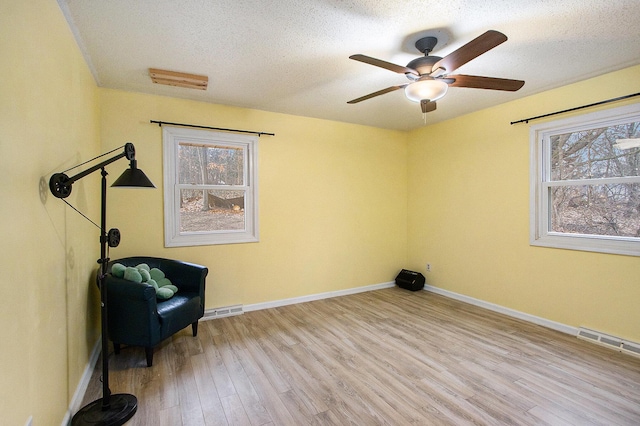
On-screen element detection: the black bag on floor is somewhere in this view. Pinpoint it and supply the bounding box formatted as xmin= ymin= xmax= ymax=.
xmin=395 ymin=269 xmax=425 ymax=291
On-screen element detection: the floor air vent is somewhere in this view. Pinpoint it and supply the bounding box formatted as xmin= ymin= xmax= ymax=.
xmin=577 ymin=327 xmax=640 ymax=358
xmin=203 ymin=305 xmax=244 ymax=320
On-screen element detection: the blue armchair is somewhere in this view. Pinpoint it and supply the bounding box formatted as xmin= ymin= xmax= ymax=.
xmin=104 ymin=256 xmax=208 ymax=367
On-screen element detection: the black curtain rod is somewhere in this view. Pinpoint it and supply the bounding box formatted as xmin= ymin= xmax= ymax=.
xmin=510 ymin=92 xmax=640 ymax=125
xmin=150 ymin=120 xmax=275 ymax=137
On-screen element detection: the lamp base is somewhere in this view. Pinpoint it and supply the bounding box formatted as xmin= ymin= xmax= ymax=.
xmin=71 ymin=394 xmax=137 ymax=426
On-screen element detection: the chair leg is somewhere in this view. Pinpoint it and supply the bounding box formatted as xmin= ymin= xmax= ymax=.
xmin=145 ymin=347 xmax=154 ymax=367
xmin=192 ymin=321 xmax=199 ymax=337
xmin=113 ymin=343 xmax=120 ymax=354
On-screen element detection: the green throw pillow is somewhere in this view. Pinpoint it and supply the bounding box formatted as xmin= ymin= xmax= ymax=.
xmin=156 ymin=287 xmax=174 ymax=299
xmin=111 ymin=263 xmax=126 ymax=278
xmin=123 ymin=267 xmax=142 ymax=283
xmin=149 ymin=268 xmax=165 ymax=282
xmin=113 ymin=263 xmax=178 ymax=300
xmin=138 ymin=268 xmax=151 ymax=282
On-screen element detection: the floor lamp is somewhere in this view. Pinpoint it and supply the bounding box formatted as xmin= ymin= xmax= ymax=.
xmin=49 ymin=143 xmax=155 ymax=426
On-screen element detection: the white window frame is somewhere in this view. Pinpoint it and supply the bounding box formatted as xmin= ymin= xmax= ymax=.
xmin=163 ymin=125 xmax=259 ymax=247
xmin=530 ymin=103 xmax=640 ymax=257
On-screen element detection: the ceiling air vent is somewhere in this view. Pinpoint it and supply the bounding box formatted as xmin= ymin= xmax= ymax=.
xmin=149 ymin=68 xmax=208 ymax=90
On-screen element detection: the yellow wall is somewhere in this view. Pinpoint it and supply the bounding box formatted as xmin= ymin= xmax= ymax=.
xmin=1 ymin=2 xmax=408 ymax=423
xmin=407 ymin=65 xmax=640 ymax=342
xmin=0 ymin=0 xmax=101 ymax=424
xmin=3 ymin=0 xmax=640 ymax=423
xmin=100 ymin=89 xmax=409 ymax=308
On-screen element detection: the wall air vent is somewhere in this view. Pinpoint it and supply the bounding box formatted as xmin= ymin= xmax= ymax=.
xmin=203 ymin=305 xmax=244 ymax=320
xmin=149 ymin=68 xmax=208 ymax=90
xmin=577 ymin=327 xmax=640 ymax=358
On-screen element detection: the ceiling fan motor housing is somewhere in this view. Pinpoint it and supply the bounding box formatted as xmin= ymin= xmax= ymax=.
xmin=347 ymin=30 xmax=524 ymax=115
xmin=405 ymin=55 xmax=442 ymax=79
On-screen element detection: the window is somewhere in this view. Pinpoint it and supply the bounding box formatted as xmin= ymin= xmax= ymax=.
xmin=530 ymin=103 xmax=640 ymax=256
xmin=163 ymin=126 xmax=258 ymax=246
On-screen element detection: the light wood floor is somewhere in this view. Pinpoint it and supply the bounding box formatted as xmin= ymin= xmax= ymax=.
xmin=81 ymin=288 xmax=640 ymax=425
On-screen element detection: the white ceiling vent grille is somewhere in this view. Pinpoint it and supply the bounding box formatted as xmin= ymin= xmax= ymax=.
xmin=202 ymin=305 xmax=244 ymax=320
xmin=577 ymin=327 xmax=640 ymax=358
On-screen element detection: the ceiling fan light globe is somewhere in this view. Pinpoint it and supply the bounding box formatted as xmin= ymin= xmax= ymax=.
xmin=404 ymin=79 xmax=448 ymax=103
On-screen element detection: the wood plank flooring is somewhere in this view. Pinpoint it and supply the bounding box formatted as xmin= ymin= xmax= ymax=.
xmin=80 ymin=288 xmax=640 ymax=425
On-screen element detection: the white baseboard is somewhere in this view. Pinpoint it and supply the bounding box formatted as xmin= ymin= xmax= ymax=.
xmin=423 ymin=284 xmax=578 ymax=336
xmin=240 ymin=281 xmax=576 ymax=338
xmin=63 ymin=338 xmax=101 ymax=426
xmin=244 ymin=281 xmax=396 ymax=312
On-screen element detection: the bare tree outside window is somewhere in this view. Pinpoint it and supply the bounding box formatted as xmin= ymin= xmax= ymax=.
xmin=162 ymin=125 xmax=258 ymax=247
xmin=178 ymin=142 xmax=246 ymax=232
xmin=549 ymin=122 xmax=640 ymax=237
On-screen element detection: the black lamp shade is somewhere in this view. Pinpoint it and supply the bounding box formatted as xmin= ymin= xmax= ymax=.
xmin=111 ymin=161 xmax=155 ymax=188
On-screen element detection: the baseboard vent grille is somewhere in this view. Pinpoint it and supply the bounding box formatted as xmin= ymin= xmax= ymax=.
xmin=577 ymin=327 xmax=640 ymax=358
xmin=203 ymin=305 xmax=244 ymax=320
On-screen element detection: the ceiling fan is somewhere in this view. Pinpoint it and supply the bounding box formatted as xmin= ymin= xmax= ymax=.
xmin=347 ymin=30 xmax=525 ymax=115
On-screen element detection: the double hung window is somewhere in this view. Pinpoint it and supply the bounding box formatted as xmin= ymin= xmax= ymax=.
xmin=530 ymin=103 xmax=640 ymax=256
xmin=163 ymin=126 xmax=258 ymax=247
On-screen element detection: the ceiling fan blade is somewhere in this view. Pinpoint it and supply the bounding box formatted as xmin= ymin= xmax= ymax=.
xmin=350 ymin=54 xmax=419 ymax=76
xmin=420 ymin=100 xmax=437 ymax=113
xmin=347 ymin=84 xmax=407 ymax=104
xmin=445 ymin=74 xmax=524 ymax=91
xmin=430 ymin=30 xmax=507 ymax=76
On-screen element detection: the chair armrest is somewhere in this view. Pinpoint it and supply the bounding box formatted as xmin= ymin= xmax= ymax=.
xmin=104 ymin=275 xmax=161 ymax=346
xmin=158 ymin=259 xmax=208 ymax=296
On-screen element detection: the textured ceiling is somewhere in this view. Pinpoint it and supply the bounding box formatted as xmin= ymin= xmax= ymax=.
xmin=58 ymin=0 xmax=640 ymax=131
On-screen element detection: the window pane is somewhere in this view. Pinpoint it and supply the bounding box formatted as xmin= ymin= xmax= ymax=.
xmin=550 ymin=122 xmax=640 ymax=180
xmin=180 ymin=189 xmax=245 ymax=232
xmin=550 ymin=183 xmax=640 ymax=237
xmin=178 ymin=142 xmax=244 ymax=185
